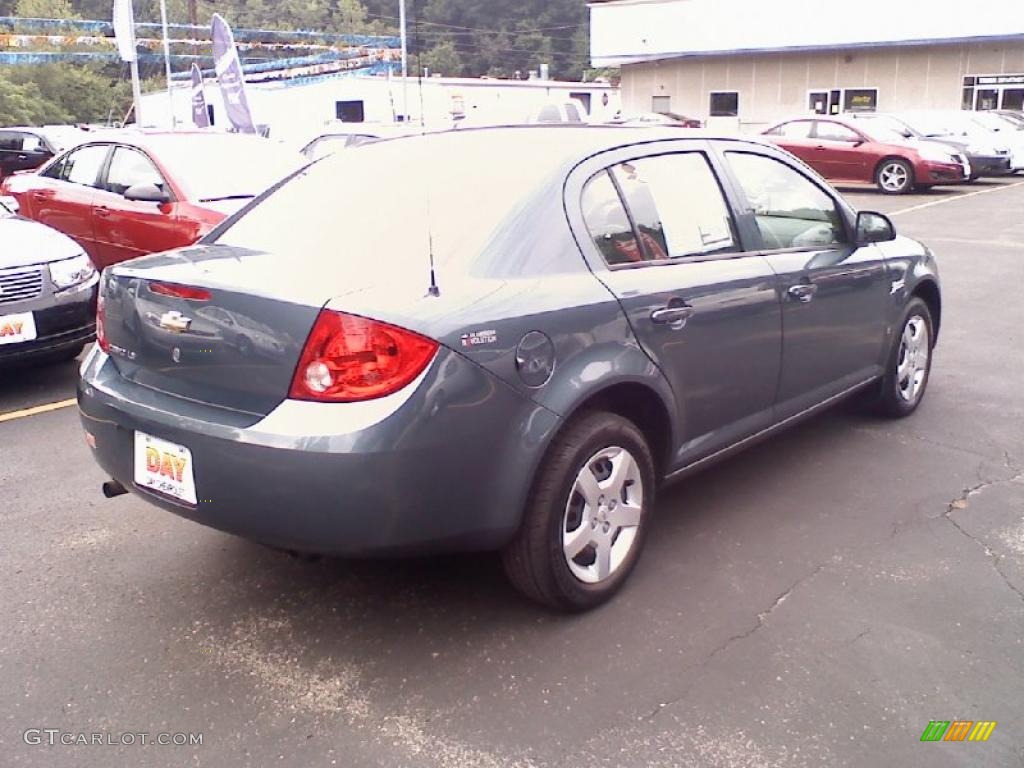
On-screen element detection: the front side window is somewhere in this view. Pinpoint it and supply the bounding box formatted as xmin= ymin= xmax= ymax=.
xmin=105 ymin=147 xmax=165 ymax=196
xmin=725 ymin=152 xmax=847 ymax=251
xmin=814 ymin=122 xmax=860 ymax=142
xmin=710 ymin=92 xmax=739 ymax=117
xmin=62 ymin=144 xmax=109 ymax=187
xmin=581 ymin=171 xmax=643 ymax=266
xmin=616 ymin=154 xmax=736 ymax=259
xmin=565 ymin=103 xmax=583 ymax=123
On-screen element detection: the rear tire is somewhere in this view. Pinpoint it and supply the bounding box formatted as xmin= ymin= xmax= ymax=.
xmin=868 ymin=298 xmax=934 ymax=418
xmin=876 ymin=158 xmax=914 ymax=194
xmin=502 ymin=411 xmax=655 ymax=611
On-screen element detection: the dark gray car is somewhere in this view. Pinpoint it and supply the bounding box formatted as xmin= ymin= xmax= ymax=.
xmin=78 ymin=127 xmax=941 ymax=610
xmin=0 ymin=196 xmax=98 ymax=364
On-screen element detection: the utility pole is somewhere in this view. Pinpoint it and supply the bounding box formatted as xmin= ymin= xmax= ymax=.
xmin=399 ymin=0 xmax=408 ymax=122
xmin=159 ymin=0 xmax=175 ymax=126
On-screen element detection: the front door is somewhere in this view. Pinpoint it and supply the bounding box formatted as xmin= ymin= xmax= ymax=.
xmin=92 ymin=145 xmax=183 ymax=268
xmin=569 ymin=145 xmax=782 ymax=467
xmin=720 ymin=147 xmax=891 ymax=418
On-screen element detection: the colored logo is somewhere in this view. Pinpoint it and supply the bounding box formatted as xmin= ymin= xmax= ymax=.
xmin=920 ymin=721 xmax=996 ymax=742
xmin=146 ymin=447 xmax=189 ymax=484
xmin=0 ymin=319 xmax=24 ymax=337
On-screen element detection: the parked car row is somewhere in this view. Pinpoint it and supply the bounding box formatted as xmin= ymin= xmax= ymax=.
xmin=762 ymin=109 xmax=1024 ymax=193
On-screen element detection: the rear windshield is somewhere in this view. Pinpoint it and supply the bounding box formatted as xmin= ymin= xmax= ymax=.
xmin=213 ymin=133 xmax=561 ymax=282
xmin=147 ymin=134 xmax=304 ymax=202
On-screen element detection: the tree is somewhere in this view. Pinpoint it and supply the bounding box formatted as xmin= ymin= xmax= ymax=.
xmin=419 ymin=39 xmax=461 ymax=77
xmin=14 ymin=0 xmax=77 ymax=18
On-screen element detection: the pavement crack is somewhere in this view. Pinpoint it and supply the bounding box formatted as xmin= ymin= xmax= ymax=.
xmin=642 ymin=564 xmax=826 ymax=722
xmin=943 ymin=471 xmax=1024 ymax=606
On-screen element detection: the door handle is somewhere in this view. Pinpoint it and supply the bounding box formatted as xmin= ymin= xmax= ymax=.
xmin=651 ymin=305 xmax=696 ymax=325
xmin=95 ymin=206 xmax=111 ymax=218
xmin=787 ymin=283 xmax=819 ymax=303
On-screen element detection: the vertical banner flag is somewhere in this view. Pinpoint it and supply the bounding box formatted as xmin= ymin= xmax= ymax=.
xmin=190 ymin=63 xmax=210 ymax=128
xmin=211 ymin=13 xmax=256 ymax=134
xmin=112 ymin=0 xmax=137 ymax=62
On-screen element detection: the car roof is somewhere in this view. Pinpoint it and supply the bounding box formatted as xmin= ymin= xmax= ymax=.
xmin=379 ymin=124 xmax=771 ymax=157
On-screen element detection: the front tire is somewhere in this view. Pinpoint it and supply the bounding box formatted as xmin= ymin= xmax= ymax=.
xmin=871 ymin=298 xmax=934 ymax=418
xmin=502 ymin=411 xmax=656 ymax=611
xmin=876 ymin=158 xmax=914 ymax=194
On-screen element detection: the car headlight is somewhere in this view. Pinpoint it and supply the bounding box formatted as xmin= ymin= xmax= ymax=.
xmin=49 ymin=253 xmax=97 ymax=292
xmin=915 ymin=144 xmax=957 ymax=163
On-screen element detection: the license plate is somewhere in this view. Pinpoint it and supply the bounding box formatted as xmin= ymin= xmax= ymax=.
xmin=0 ymin=311 xmax=37 ymax=345
xmin=133 ymin=431 xmax=197 ymax=505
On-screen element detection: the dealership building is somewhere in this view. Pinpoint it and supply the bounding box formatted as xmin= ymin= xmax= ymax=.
xmin=590 ymin=0 xmax=1024 ymax=129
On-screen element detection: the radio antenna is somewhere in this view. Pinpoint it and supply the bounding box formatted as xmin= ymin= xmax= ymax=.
xmin=412 ymin=0 xmax=440 ymax=297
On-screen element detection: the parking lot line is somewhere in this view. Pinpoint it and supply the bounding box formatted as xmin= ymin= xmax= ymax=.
xmin=0 ymin=398 xmax=77 ymax=424
xmin=890 ymin=179 xmax=1024 ymax=217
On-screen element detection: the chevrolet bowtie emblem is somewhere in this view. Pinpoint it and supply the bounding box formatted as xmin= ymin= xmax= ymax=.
xmin=158 ymin=310 xmax=192 ymax=333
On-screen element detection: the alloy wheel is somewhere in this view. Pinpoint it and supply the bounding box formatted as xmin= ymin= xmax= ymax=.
xmin=880 ymin=162 xmax=910 ymax=192
xmin=562 ymin=446 xmax=644 ymax=584
xmin=896 ymin=315 xmax=930 ymax=404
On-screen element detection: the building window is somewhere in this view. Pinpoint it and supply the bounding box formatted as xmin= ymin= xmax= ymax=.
xmin=842 ymin=88 xmax=877 ymax=113
xmin=570 ymin=92 xmax=592 ymax=114
xmin=652 ymin=95 xmax=671 ymax=114
xmin=709 ymin=92 xmax=738 ymax=117
xmin=335 ymin=100 xmax=365 ymax=122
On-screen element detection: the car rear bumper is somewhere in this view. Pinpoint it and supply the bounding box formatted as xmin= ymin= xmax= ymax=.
xmin=78 ymin=345 xmax=560 ymax=557
xmin=0 ymin=278 xmax=97 ymax=362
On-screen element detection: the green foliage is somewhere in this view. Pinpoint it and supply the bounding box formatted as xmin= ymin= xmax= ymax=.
xmin=14 ymin=0 xmax=77 ymax=18
xmin=0 ymin=64 xmax=132 ymax=125
xmin=419 ymin=39 xmax=460 ymax=77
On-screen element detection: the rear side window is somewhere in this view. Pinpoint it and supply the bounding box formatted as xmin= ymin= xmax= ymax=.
xmin=57 ymin=145 xmax=108 ymax=187
xmin=565 ymin=103 xmax=583 ymax=123
xmin=0 ymin=131 xmax=21 ymax=151
xmin=617 ymin=154 xmax=736 ymax=259
xmin=581 ymin=171 xmax=643 ymax=265
xmin=536 ymin=105 xmax=563 ymax=123
xmin=767 ymin=121 xmax=813 ymax=139
xmin=725 ymin=151 xmax=848 ymax=250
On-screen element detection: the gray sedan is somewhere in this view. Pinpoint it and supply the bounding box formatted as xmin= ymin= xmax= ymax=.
xmin=78 ymin=127 xmax=941 ymax=610
xmin=0 ymin=196 xmax=98 ymax=365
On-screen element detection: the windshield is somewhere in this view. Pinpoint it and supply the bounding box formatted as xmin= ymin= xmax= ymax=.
xmin=968 ymin=112 xmax=1021 ymax=132
xmin=147 ymin=134 xmax=305 ymax=202
xmin=898 ymin=113 xmax=958 ymax=138
xmin=856 ymin=121 xmax=911 ymax=143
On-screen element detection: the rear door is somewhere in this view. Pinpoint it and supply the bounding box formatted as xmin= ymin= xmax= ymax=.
xmin=91 ymin=145 xmax=186 ymax=268
xmin=811 ymin=120 xmax=872 ymax=182
xmin=718 ymin=145 xmax=891 ymax=417
xmin=567 ymin=141 xmax=782 ymax=468
xmin=28 ymin=143 xmax=110 ymax=261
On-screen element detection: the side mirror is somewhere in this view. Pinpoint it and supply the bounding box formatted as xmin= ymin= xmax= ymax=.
xmin=124 ymin=183 xmax=170 ymax=204
xmin=856 ymin=210 xmax=896 ymax=245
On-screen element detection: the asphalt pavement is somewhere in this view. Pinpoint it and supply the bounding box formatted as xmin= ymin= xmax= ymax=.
xmin=1 ymin=177 xmax=1023 ymax=768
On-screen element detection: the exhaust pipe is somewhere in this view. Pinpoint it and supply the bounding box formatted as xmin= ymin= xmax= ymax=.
xmin=102 ymin=480 xmax=128 ymax=498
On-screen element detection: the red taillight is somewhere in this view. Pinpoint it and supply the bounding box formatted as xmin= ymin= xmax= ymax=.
xmin=289 ymin=310 xmax=438 ymax=403
xmin=149 ymin=282 xmax=212 ymax=301
xmin=96 ymin=291 xmax=109 ymax=352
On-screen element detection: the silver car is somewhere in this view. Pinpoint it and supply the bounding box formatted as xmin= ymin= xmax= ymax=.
xmin=79 ymin=127 xmax=941 ymax=610
xmin=0 ymin=196 xmax=98 ymax=365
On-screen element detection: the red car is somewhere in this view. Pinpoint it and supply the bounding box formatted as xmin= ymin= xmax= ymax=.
xmin=762 ymin=117 xmax=970 ymax=194
xmin=0 ymin=131 xmax=304 ymax=269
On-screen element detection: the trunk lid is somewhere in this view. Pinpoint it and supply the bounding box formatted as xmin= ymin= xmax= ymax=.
xmin=102 ymin=244 xmax=325 ymax=416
